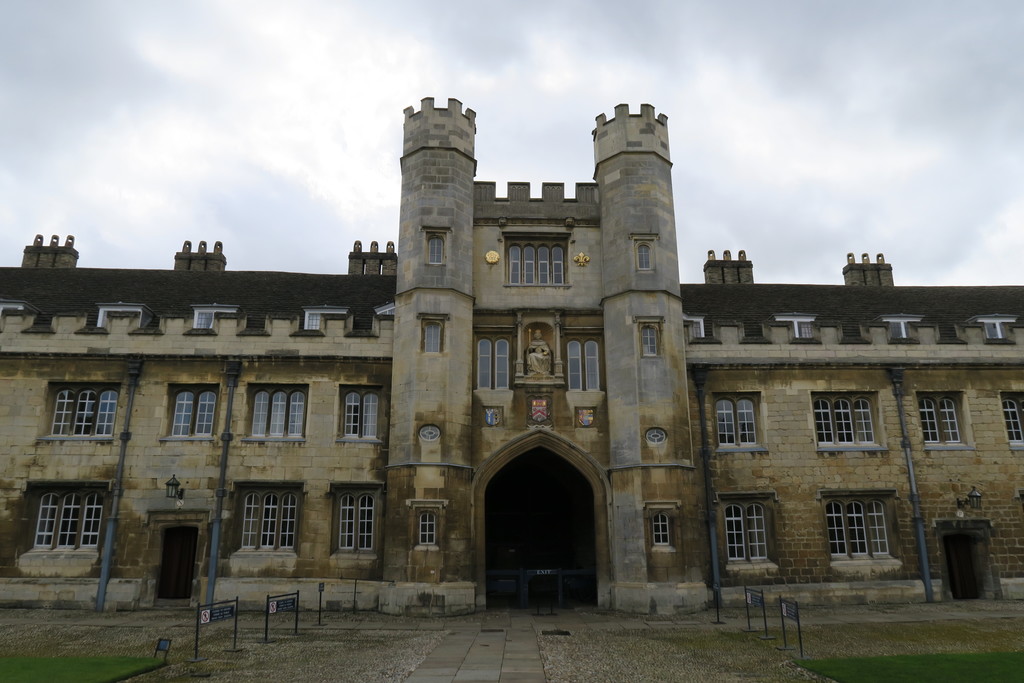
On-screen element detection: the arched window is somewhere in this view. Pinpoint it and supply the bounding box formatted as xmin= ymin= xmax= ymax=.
xmin=508 ymin=246 xmax=521 ymax=284
xmin=427 ymin=236 xmax=444 ymax=264
xmin=640 ymin=326 xmax=658 ymax=356
xmin=636 ymin=243 xmax=652 ymax=270
xmin=241 ymin=491 xmax=298 ymax=550
xmin=584 ymin=340 xmax=600 ymax=390
xmin=424 ymin=322 xmax=442 ymax=353
xmin=34 ymin=491 xmax=103 ymax=549
xmin=338 ymin=493 xmax=376 ymax=551
xmin=825 ymin=498 xmax=888 ymax=557
xmin=724 ymin=503 xmax=767 ymax=560
xmin=51 ymin=387 xmax=118 ymax=437
xmin=567 ymin=341 xmax=582 ymax=390
xmin=172 ymin=389 xmax=217 ymax=436
xmin=918 ymin=396 xmax=961 ymax=443
xmin=506 ymin=243 xmax=566 ymax=285
xmin=343 ymin=390 xmax=380 ymax=438
xmin=651 ymin=512 xmax=671 ymax=546
xmin=716 ymin=398 xmax=757 ymax=446
xmin=477 ymin=339 xmax=510 ymax=389
xmin=813 ymin=396 xmax=874 ymax=445
xmin=1003 ymin=398 xmax=1024 ymax=442
xmin=251 ymin=389 xmax=306 ymax=437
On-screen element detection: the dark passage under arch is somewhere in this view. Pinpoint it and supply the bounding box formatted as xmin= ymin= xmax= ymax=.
xmin=485 ymin=449 xmax=596 ymax=603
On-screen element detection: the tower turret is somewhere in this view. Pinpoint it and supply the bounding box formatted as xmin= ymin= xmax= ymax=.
xmin=384 ymin=98 xmax=478 ymax=594
xmin=593 ymin=105 xmax=696 ymax=606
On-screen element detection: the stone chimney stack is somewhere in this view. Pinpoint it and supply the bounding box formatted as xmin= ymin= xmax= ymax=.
xmin=843 ymin=253 xmax=894 ymax=286
xmin=348 ymin=240 xmax=397 ymax=275
xmin=703 ymin=249 xmax=754 ymax=284
xmin=22 ymin=234 xmax=79 ymax=268
xmin=174 ymin=240 xmax=227 ymax=271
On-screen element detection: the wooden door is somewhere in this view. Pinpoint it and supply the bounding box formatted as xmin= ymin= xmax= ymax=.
xmin=158 ymin=526 xmax=198 ymax=599
xmin=944 ymin=534 xmax=979 ymax=599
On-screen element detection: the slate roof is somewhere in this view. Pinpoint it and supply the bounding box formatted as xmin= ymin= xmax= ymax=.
xmin=0 ymin=268 xmax=397 ymax=330
xmin=680 ymin=283 xmax=1024 ymax=334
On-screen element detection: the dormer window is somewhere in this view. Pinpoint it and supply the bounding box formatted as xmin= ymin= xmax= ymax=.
xmin=97 ymin=303 xmax=152 ymax=329
xmin=881 ymin=315 xmax=922 ymax=341
xmin=774 ymin=314 xmax=816 ymax=340
xmin=192 ymin=304 xmax=238 ymax=330
xmin=971 ymin=315 xmax=1016 ymax=341
xmin=375 ymin=302 xmax=395 ymax=317
xmin=303 ymin=306 xmax=349 ymax=331
xmin=683 ymin=314 xmax=706 ymax=340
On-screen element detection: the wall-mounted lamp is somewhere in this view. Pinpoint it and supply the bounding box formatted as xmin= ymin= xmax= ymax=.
xmin=956 ymin=486 xmax=982 ymax=510
xmin=165 ymin=474 xmax=185 ymax=500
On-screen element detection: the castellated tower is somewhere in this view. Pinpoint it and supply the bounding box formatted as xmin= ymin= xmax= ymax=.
xmin=594 ymin=105 xmax=699 ymax=608
xmin=384 ymin=99 xmax=478 ymax=589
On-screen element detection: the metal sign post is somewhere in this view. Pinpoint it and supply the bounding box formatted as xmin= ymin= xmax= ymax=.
xmin=318 ymin=582 xmax=325 ymax=626
xmin=776 ymin=597 xmax=804 ymax=658
xmin=743 ymin=587 xmax=773 ymax=640
xmin=263 ymin=591 xmax=300 ymax=643
xmin=192 ymin=597 xmax=240 ymax=661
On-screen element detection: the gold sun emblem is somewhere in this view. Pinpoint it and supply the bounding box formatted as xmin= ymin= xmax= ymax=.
xmin=485 ymin=250 xmax=500 ymax=264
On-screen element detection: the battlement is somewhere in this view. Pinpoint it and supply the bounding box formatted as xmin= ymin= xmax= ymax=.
xmin=402 ymin=97 xmax=476 ymax=158
xmin=593 ymin=103 xmax=671 ymax=166
xmin=473 ymin=182 xmax=601 ymax=221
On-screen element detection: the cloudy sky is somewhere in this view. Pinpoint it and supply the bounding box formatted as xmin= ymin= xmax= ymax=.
xmin=2 ymin=1 xmax=1021 ymax=285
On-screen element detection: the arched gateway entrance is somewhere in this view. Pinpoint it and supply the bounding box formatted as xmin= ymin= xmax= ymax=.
xmin=474 ymin=434 xmax=609 ymax=609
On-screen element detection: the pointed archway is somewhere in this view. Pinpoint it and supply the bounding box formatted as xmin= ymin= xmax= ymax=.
xmin=473 ymin=431 xmax=610 ymax=609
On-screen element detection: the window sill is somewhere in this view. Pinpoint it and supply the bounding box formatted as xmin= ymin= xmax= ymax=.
xmin=413 ymin=544 xmax=440 ymax=551
xmin=240 ymin=437 xmax=306 ymax=443
xmin=725 ymin=559 xmax=779 ymax=573
xmin=715 ymin=446 xmax=768 ymax=454
xmin=816 ymin=445 xmax=888 ymax=454
xmin=651 ymin=545 xmax=677 ymax=553
xmin=332 ymin=550 xmax=378 ymax=559
xmin=1009 ymin=443 xmax=1024 ymax=451
xmin=234 ymin=549 xmax=297 ymax=556
xmin=923 ymin=444 xmax=974 ymax=452
xmin=159 ymin=436 xmax=216 ymax=443
xmin=829 ymin=556 xmax=902 ymax=576
xmin=185 ymin=328 xmax=217 ymax=335
xmin=503 ymin=284 xmax=571 ymax=289
xmin=37 ymin=436 xmax=115 ymax=443
xmin=336 ymin=437 xmax=383 ymax=445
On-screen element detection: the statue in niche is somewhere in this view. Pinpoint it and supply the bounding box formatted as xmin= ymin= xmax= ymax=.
xmin=526 ymin=330 xmax=551 ymax=376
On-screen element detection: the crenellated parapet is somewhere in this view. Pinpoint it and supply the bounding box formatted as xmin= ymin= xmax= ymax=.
xmin=402 ymin=97 xmax=476 ymax=159
xmin=473 ymin=181 xmax=601 ymax=222
xmin=593 ymin=103 xmax=671 ymax=166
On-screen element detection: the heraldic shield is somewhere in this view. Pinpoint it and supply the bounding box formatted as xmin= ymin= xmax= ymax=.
xmin=529 ymin=397 xmax=550 ymax=423
xmin=484 ymin=407 xmax=502 ymax=426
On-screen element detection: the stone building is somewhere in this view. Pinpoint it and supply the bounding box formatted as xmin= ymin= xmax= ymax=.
xmin=1 ymin=100 xmax=1022 ymax=615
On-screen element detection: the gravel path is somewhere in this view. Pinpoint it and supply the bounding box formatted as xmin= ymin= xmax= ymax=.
xmin=0 ymin=601 xmax=1022 ymax=681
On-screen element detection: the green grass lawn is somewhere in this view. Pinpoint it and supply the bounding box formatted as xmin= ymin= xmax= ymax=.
xmin=0 ymin=656 xmax=164 ymax=683
xmin=799 ymin=651 xmax=1024 ymax=682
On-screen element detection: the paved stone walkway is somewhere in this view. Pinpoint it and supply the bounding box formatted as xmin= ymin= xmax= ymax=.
xmin=405 ymin=614 xmax=546 ymax=682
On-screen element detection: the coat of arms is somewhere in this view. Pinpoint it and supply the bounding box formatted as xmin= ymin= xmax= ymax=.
xmin=577 ymin=408 xmax=595 ymax=427
xmin=484 ymin=407 xmax=502 ymax=426
xmin=530 ymin=397 xmax=550 ymax=423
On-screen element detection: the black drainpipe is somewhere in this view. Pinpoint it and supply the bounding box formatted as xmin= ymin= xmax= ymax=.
xmin=889 ymin=367 xmax=934 ymax=602
xmin=96 ymin=357 xmax=143 ymax=612
xmin=691 ymin=366 xmax=723 ymax=611
xmin=206 ymin=360 xmax=241 ymax=604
